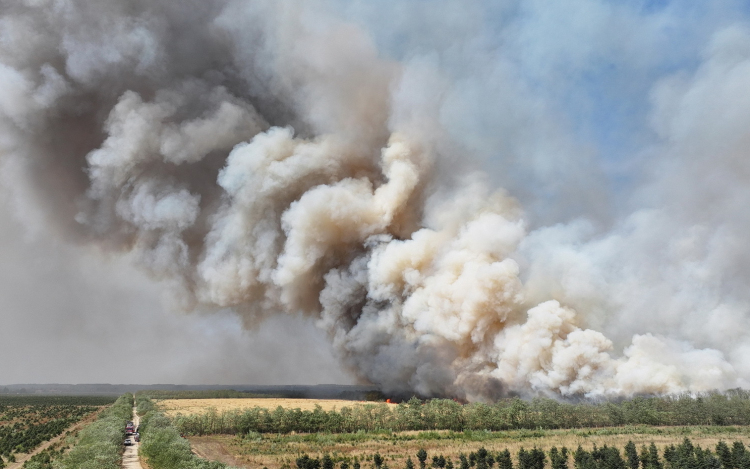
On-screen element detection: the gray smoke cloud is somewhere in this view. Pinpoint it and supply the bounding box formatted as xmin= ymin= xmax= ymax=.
xmin=0 ymin=193 xmax=349 ymax=385
xmin=1 ymin=0 xmax=750 ymax=400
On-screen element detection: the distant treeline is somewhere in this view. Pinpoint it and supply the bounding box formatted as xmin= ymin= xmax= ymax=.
xmin=294 ymin=439 xmax=750 ymax=469
xmin=0 ymin=395 xmax=117 ymax=407
xmin=139 ymin=389 xmax=281 ymax=400
xmin=172 ymin=390 xmax=750 ymax=435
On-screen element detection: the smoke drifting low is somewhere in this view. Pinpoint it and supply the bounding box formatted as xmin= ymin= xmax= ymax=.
xmin=1 ymin=0 xmax=749 ymax=400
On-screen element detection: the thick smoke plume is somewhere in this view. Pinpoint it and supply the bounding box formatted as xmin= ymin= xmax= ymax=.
xmin=1 ymin=0 xmax=749 ymax=400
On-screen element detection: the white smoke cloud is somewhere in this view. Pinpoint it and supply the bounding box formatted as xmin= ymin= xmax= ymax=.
xmin=1 ymin=0 xmax=749 ymax=399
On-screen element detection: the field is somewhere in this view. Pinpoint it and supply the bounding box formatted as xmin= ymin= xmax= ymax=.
xmin=0 ymin=395 xmax=114 ymax=467
xmin=158 ymin=398 xmax=394 ymax=417
xmin=185 ymin=425 xmax=750 ymax=469
xmin=151 ymin=397 xmax=750 ymax=469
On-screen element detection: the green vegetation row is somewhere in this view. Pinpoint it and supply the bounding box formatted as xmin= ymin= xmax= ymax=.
xmin=136 ymin=395 xmax=241 ymax=469
xmin=19 ymin=439 xmax=69 ymax=469
xmin=0 ymin=405 xmax=96 ymax=426
xmin=172 ymin=390 xmax=750 ymax=436
xmin=50 ymin=393 xmax=134 ymax=469
xmin=294 ymin=438 xmax=750 ymax=469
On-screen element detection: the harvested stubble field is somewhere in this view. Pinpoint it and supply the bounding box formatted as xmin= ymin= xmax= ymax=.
xmin=157 ymin=398 xmax=389 ymax=417
xmin=156 ymin=398 xmax=750 ymax=469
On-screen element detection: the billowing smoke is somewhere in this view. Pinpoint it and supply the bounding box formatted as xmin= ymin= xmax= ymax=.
xmin=1 ymin=0 xmax=749 ymax=400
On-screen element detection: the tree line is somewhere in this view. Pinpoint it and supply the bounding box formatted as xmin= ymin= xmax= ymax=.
xmin=142 ymin=389 xmax=280 ymax=400
xmin=0 ymin=395 xmax=116 ymax=407
xmin=292 ymin=439 xmax=750 ymax=469
xmin=171 ymin=390 xmax=750 ymax=436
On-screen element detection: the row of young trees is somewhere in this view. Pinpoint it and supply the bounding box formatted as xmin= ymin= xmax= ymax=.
xmin=293 ymin=439 xmax=750 ymax=469
xmin=171 ymin=390 xmax=750 ymax=436
xmin=18 ymin=441 xmax=68 ymax=469
xmin=0 ymin=404 xmax=97 ymax=423
xmin=0 ymin=417 xmax=80 ymax=456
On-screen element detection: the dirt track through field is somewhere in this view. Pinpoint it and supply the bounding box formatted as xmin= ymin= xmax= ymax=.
xmin=190 ymin=436 xmax=246 ymax=468
xmin=6 ymin=408 xmax=103 ymax=469
xmin=121 ymin=406 xmax=143 ymax=469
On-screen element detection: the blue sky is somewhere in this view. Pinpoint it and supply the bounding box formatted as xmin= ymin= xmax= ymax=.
xmin=330 ymin=0 xmax=750 ymax=222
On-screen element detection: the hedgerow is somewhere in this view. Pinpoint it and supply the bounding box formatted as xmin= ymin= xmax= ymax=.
xmin=53 ymin=393 xmax=133 ymax=469
xmin=136 ymin=396 xmax=240 ymax=469
xmin=170 ymin=390 xmax=750 ymax=436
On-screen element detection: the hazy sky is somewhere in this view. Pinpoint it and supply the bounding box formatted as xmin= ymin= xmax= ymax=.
xmin=0 ymin=194 xmax=350 ymax=385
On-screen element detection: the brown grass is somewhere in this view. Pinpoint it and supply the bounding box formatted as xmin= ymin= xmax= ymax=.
xmin=158 ymin=398 xmax=393 ymax=417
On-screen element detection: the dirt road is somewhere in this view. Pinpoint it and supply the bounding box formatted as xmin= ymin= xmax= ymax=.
xmin=121 ymin=406 xmax=143 ymax=469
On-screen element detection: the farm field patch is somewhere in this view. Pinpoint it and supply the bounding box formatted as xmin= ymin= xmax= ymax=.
xmin=158 ymin=398 xmax=392 ymax=416
xmin=134 ymin=393 xmax=750 ymax=469
xmin=186 ymin=426 xmax=750 ymax=469
xmin=0 ymin=395 xmax=114 ymax=466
